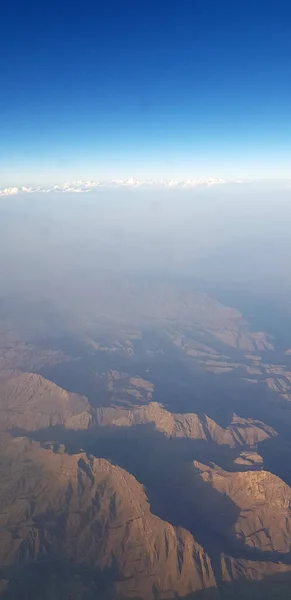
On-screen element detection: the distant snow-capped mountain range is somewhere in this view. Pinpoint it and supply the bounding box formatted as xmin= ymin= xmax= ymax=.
xmin=0 ymin=177 xmax=226 ymax=196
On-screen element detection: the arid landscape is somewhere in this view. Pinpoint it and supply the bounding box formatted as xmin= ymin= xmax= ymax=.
xmin=1 ymin=187 xmax=291 ymax=599
xmin=2 ymin=0 xmax=291 ymax=595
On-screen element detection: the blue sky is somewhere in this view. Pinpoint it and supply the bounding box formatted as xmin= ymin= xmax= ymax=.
xmin=1 ymin=0 xmax=290 ymax=185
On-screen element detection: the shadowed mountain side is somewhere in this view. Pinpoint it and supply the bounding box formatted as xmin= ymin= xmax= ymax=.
xmin=94 ymin=402 xmax=276 ymax=448
xmin=0 ymin=564 xmax=221 ymax=600
xmin=0 ymin=434 xmax=216 ymax=600
xmin=218 ymin=567 xmax=291 ymax=599
xmin=2 ymin=370 xmax=291 ymax=594
xmin=191 ymin=462 xmax=291 ymax=553
xmin=2 ymin=542 xmax=291 ymax=600
xmin=192 ymin=568 xmax=291 ymax=599
xmin=38 ymin=329 xmax=291 ymax=434
xmin=10 ymin=423 xmax=291 ymax=585
xmin=258 ymin=433 xmax=291 ymax=488
xmin=0 ymin=562 xmax=119 ymax=600
xmin=40 ymin=361 xmax=156 ymax=410
xmin=0 ymin=370 xmax=277 ymax=452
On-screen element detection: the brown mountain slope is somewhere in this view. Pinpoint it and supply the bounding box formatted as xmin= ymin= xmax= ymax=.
xmin=0 ymin=370 xmax=276 ymax=450
xmin=192 ymin=461 xmax=291 ymax=553
xmin=0 ymin=370 xmax=91 ymax=431
xmin=96 ymin=401 xmax=276 ymax=448
xmin=0 ymin=434 xmax=216 ymax=600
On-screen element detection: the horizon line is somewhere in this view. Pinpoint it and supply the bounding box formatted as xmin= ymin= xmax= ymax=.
xmin=1 ymin=177 xmax=290 ymax=197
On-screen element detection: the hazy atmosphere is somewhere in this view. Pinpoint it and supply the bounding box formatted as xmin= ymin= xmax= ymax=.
xmin=1 ymin=1 xmax=291 ymax=599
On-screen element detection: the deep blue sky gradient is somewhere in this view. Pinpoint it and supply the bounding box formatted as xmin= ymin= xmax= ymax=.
xmin=1 ymin=0 xmax=291 ymax=184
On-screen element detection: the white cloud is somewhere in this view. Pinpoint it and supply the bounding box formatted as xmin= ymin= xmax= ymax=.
xmin=0 ymin=177 xmax=227 ymax=197
xmin=0 ymin=187 xmax=21 ymax=197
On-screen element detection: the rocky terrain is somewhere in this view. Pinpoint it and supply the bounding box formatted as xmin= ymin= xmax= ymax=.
xmin=1 ymin=284 xmax=291 ymax=599
xmin=192 ymin=460 xmax=291 ymax=552
xmin=0 ymin=434 xmax=216 ymax=599
xmin=0 ymin=371 xmax=91 ymax=431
